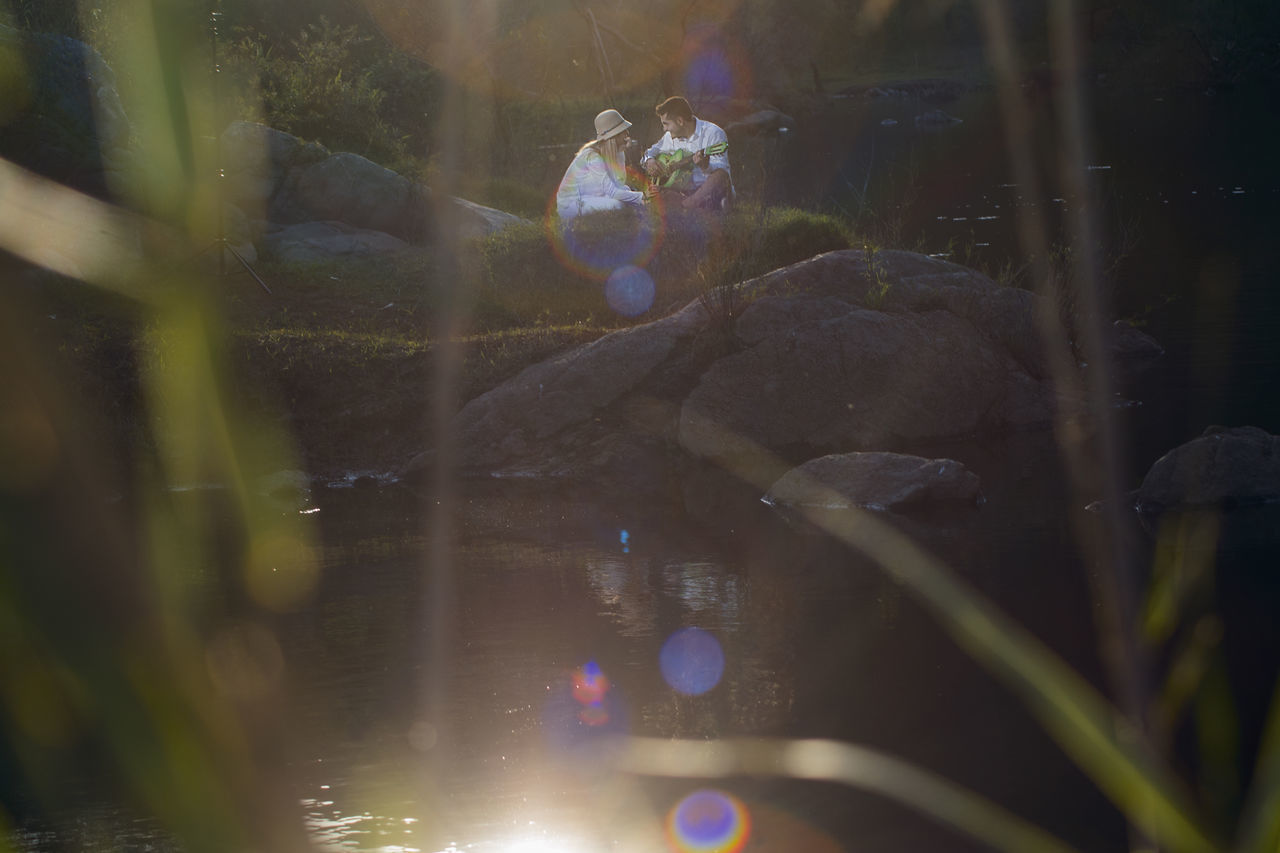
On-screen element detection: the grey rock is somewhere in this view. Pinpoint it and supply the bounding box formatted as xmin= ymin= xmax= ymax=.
xmin=1137 ymin=426 xmax=1280 ymax=510
xmin=450 ymin=196 xmax=529 ymax=239
xmin=1109 ymin=320 xmax=1164 ymax=361
xmin=725 ymin=110 xmax=796 ymax=135
xmin=678 ymin=303 xmax=1052 ymax=463
xmin=221 ymin=122 xmax=525 ymax=246
xmin=261 ymin=221 xmax=408 ymax=264
xmin=841 ymin=79 xmax=971 ymax=103
xmin=914 ymin=109 xmax=963 ymax=129
xmin=219 ymin=121 xmax=306 ymax=216
xmin=765 ymin=452 xmax=981 ymax=510
xmin=0 ymin=27 xmax=130 ymax=198
xmin=452 ymin=307 xmax=705 ymax=474
xmin=678 ymin=250 xmax=1056 ymax=464
xmin=282 ymin=152 xmax=430 ymax=241
xmin=448 ymin=249 xmax=1065 ymax=484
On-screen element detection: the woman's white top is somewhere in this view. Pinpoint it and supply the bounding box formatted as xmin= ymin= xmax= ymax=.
xmin=556 ymin=145 xmax=645 ymax=219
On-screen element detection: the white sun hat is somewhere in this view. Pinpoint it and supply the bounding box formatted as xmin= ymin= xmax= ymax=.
xmin=594 ymin=109 xmax=632 ymax=141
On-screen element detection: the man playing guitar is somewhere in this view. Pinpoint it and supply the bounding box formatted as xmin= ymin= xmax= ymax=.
xmin=641 ymin=96 xmax=733 ymax=212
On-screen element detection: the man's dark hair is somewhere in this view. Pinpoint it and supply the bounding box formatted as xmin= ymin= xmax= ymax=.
xmin=655 ymin=96 xmax=694 ymax=121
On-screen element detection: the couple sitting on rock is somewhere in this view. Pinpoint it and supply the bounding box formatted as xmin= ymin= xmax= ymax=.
xmin=555 ymin=96 xmax=732 ymax=223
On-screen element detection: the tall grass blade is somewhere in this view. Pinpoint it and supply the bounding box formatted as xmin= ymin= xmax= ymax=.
xmin=684 ymin=413 xmax=1224 ymax=853
xmin=1234 ymin=679 xmax=1280 ymax=853
xmin=617 ymin=736 xmax=1081 ymax=853
xmin=820 ymin=502 xmax=1221 ymax=853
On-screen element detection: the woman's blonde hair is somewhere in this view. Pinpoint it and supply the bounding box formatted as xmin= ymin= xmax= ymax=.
xmin=576 ymin=134 xmax=627 ymax=181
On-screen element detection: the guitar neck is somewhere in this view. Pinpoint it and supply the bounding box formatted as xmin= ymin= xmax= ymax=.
xmin=658 ymin=141 xmax=728 ymax=170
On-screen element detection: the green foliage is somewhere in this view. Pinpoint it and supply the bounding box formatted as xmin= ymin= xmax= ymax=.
xmin=713 ymin=205 xmax=850 ymax=288
xmin=862 ymin=240 xmax=891 ymax=308
xmin=223 ymin=17 xmax=436 ymax=175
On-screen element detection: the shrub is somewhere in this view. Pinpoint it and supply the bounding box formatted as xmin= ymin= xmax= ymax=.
xmin=223 ymin=17 xmax=433 ymax=174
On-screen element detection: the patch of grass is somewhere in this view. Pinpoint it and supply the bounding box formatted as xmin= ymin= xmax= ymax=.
xmin=20 ymin=202 xmax=853 ymax=481
xmin=454 ymin=325 xmax=608 ymax=398
xmin=458 ymin=177 xmax=553 ymax=221
xmin=468 ymin=202 xmax=853 ymax=327
xmin=862 ymin=241 xmax=892 ymax=308
xmin=221 ymin=252 xmax=437 ymax=340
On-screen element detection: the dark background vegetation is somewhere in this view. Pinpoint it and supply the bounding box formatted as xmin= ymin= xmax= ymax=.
xmin=5 ymin=0 xmax=1279 ymax=208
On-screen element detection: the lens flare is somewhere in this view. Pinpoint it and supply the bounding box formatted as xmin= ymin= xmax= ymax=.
xmin=665 ymin=789 xmax=751 ymax=853
xmin=544 ymin=190 xmax=665 ymax=282
xmin=659 ymin=627 xmax=725 ymax=696
xmin=572 ymin=660 xmax=610 ymax=707
xmin=679 ymin=27 xmax=754 ymax=101
xmin=605 ymin=266 xmax=656 ymax=317
xmin=545 ymin=659 xmax=629 ymax=749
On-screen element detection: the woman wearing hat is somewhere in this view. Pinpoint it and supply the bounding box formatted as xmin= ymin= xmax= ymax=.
xmin=555 ymin=109 xmax=647 ymax=222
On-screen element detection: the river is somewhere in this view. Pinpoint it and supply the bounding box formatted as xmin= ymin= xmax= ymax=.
xmin=11 ymin=83 xmax=1280 ymax=852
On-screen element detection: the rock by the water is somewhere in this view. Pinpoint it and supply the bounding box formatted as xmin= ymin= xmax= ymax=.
xmin=1109 ymin=320 xmax=1164 ymax=362
xmin=678 ymin=251 xmax=1055 ymax=465
xmin=765 ymin=452 xmax=981 ymax=511
xmin=450 ymin=306 xmax=705 ymax=478
xmin=838 ymin=79 xmax=971 ymax=103
xmin=1136 ymin=426 xmax=1280 ymax=510
xmin=447 ymin=249 xmax=1063 ymax=484
xmin=726 ymin=110 xmax=796 ymax=135
xmin=914 ymin=109 xmax=963 ymax=129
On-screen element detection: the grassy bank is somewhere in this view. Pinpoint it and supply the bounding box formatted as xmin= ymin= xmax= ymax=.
xmin=18 ymin=203 xmax=854 ymax=480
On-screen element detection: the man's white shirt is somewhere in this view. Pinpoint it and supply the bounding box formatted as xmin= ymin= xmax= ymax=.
xmin=642 ymin=118 xmax=731 ymax=189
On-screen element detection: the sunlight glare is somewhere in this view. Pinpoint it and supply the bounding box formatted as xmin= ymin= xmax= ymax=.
xmin=498 ymin=831 xmax=589 ymax=853
xmin=0 ymin=157 xmax=143 ymax=290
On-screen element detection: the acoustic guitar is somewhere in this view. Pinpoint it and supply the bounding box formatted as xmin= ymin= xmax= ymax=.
xmin=650 ymin=141 xmax=729 ymax=192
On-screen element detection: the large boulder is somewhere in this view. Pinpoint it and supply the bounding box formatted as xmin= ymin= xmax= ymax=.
xmin=1136 ymin=426 xmax=1280 ymax=511
xmin=443 ymin=249 xmax=1063 ymax=485
xmin=450 ymin=301 xmax=707 ymax=476
xmin=219 ymin=121 xmax=313 ymax=217
xmin=678 ymin=250 xmax=1054 ymax=464
xmin=0 ymin=26 xmax=131 ymax=198
xmin=678 ymin=297 xmax=1050 ymax=463
xmin=279 ymin=151 xmax=430 ymax=241
xmin=219 ymin=121 xmax=525 ymax=248
xmin=764 ymin=452 xmax=982 ymax=511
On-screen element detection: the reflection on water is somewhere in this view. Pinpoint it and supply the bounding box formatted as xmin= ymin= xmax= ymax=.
xmin=267 ymin=455 xmax=1129 ymax=853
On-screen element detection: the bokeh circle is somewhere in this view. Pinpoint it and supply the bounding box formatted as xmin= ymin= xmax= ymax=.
xmin=666 ymin=789 xmax=751 ymax=853
xmin=659 ymin=627 xmax=725 ymax=696
xmin=605 ymin=265 xmax=656 ymax=317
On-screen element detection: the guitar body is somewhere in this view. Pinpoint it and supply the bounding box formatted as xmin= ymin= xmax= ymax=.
xmin=653 ymin=141 xmax=729 ymax=191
